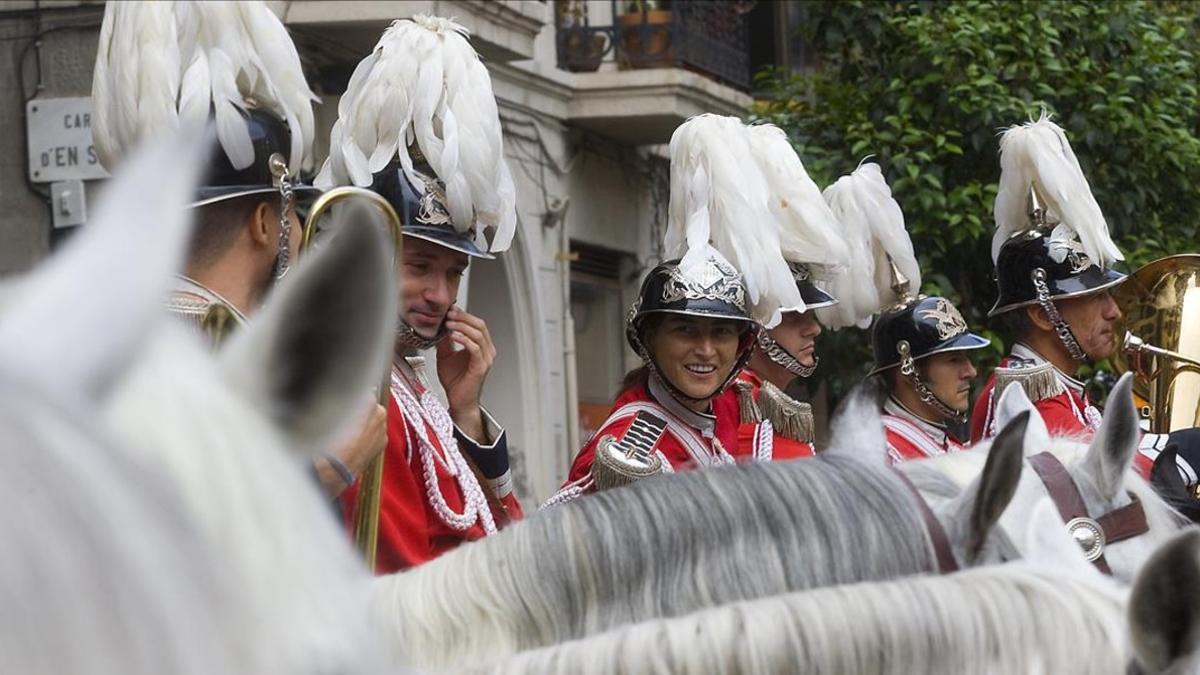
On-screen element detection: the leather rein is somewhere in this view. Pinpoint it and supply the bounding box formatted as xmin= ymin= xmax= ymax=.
xmin=892 ymin=468 xmax=959 ymax=574
xmin=1026 ymin=451 xmax=1149 ymax=575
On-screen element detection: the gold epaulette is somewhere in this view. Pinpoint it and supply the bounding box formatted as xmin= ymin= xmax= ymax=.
xmin=993 ymin=360 xmax=1065 ymax=403
xmin=758 ymin=380 xmax=815 ymax=444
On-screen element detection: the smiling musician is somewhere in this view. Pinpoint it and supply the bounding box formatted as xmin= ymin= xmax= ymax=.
xmin=546 ymin=253 xmax=760 ymax=505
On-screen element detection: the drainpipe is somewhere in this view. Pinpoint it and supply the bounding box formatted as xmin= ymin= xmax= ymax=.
xmin=554 ymin=199 xmax=581 ymax=454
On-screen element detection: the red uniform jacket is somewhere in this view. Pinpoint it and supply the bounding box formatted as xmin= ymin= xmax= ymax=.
xmin=971 ymin=352 xmax=1155 ymax=479
xmin=547 ymin=374 xmax=760 ymax=506
xmin=882 ymin=398 xmax=966 ymax=464
xmin=735 ymin=371 xmax=815 ymax=460
xmin=339 ymin=367 xmax=522 ymax=573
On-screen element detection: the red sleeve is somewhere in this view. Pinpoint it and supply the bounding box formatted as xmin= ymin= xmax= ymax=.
xmin=339 ymin=396 xmax=435 ymax=574
xmin=499 ymin=493 xmax=523 ymax=521
xmin=1033 ymin=395 xmax=1089 ymax=437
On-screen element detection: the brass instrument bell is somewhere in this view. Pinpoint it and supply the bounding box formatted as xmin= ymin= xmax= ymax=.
xmin=1112 ymin=254 xmax=1200 ymax=433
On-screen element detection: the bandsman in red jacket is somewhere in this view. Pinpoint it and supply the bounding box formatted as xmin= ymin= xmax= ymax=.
xmin=971 ymin=116 xmax=1200 ymax=499
xmin=547 ymin=252 xmax=762 ymax=506
xmin=321 ymin=16 xmax=523 ymax=572
xmin=729 ymin=123 xmax=859 ymax=460
xmin=872 ymin=291 xmax=990 ymax=463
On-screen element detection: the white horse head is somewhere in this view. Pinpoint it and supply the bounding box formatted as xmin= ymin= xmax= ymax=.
xmin=1128 ymin=527 xmax=1200 ymax=675
xmin=102 ymin=209 xmax=398 ymax=673
xmin=903 ymin=372 xmax=1183 ymax=583
xmin=0 ymin=131 xmax=262 ymax=673
xmin=829 ymin=385 xmax=1029 ymax=568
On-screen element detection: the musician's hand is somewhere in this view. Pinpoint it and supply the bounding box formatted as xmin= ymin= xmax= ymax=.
xmin=315 ymin=403 xmax=388 ymax=499
xmin=437 ymin=305 xmax=496 ymax=441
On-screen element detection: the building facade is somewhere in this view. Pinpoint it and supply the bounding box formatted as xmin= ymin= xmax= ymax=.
xmin=2 ymin=0 xmax=772 ymax=501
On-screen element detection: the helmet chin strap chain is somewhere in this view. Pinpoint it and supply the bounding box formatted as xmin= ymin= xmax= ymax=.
xmin=897 ymin=340 xmax=967 ymax=425
xmin=270 ymin=153 xmax=294 ymax=281
xmin=757 ymin=330 xmax=817 ymax=378
xmin=395 ymin=321 xmax=445 ymax=353
xmin=1032 ymin=268 xmax=1088 ymax=362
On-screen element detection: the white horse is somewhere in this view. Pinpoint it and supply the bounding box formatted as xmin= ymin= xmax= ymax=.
xmin=902 ymin=373 xmax=1184 ymax=584
xmin=476 ymin=502 xmax=1143 ymax=675
xmin=369 ymin=395 xmax=1033 ymax=671
xmin=1 ymin=127 xmax=399 ymax=670
xmin=0 ymin=132 xmax=265 ymax=673
xmin=99 ymin=207 xmax=399 ymax=672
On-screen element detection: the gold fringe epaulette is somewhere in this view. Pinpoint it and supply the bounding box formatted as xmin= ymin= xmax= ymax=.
xmin=993 ymin=360 xmax=1064 ymax=403
xmin=758 ymin=380 xmax=815 ymax=444
xmin=735 ymin=379 xmax=762 ymax=425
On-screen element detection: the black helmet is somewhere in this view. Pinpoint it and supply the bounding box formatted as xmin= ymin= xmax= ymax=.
xmin=989 ymin=224 xmax=1125 ymax=317
xmin=871 ymin=295 xmax=989 ymax=375
xmin=192 ymin=107 xmax=320 ymax=208
xmin=870 ymin=294 xmax=989 ymax=423
xmin=627 ymin=255 xmax=758 ymax=401
xmin=989 ymin=188 xmax=1126 ymax=363
xmin=790 ymin=262 xmax=838 ymax=310
xmin=369 ymin=158 xmax=494 ymax=260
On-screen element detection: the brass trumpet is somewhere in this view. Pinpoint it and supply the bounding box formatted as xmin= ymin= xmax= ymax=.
xmin=300 ymin=186 xmax=402 ymax=571
xmin=1112 ymin=254 xmax=1200 ymax=433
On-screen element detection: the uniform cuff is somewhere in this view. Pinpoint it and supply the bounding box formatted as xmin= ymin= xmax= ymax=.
xmin=455 ymin=407 xmax=510 ymax=479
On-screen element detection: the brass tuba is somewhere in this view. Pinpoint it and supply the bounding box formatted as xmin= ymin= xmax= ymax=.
xmin=301 ymin=186 xmax=402 ymax=571
xmin=1112 ymin=254 xmax=1200 ymax=433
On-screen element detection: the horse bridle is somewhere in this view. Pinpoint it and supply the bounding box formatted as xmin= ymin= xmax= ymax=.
xmin=1026 ymin=452 xmax=1149 ymax=575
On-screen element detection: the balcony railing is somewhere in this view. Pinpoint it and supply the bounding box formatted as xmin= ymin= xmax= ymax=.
xmin=556 ymin=1 xmax=752 ymax=92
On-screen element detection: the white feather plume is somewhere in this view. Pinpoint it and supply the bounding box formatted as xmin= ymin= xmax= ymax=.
xmin=819 ymin=162 xmax=921 ymax=329
xmin=665 ymin=114 xmax=803 ymax=328
xmin=745 ymin=124 xmax=851 ymax=294
xmin=92 ymin=1 xmax=318 ymax=174
xmin=993 ymin=112 xmax=1123 ymax=266
xmin=314 ymin=15 xmax=517 ymax=254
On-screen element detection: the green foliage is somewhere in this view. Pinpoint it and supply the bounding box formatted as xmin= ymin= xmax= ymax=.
xmin=754 ymin=0 xmax=1200 ymax=402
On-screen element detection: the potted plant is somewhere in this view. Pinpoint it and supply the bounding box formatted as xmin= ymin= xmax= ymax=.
xmin=557 ymin=0 xmax=608 ymax=73
xmin=616 ymin=0 xmax=673 ymax=69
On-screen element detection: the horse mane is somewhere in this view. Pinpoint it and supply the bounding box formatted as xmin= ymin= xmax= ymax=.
xmin=481 ymin=561 xmax=1129 ymax=675
xmin=0 ymin=376 xmax=255 ymax=674
xmin=376 ymin=454 xmax=938 ymax=670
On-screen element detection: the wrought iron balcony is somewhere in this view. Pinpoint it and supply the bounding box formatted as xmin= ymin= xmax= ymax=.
xmin=556 ymin=1 xmax=753 ymax=92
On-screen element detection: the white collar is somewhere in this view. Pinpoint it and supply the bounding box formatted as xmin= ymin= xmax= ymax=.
xmin=1011 ymin=342 xmax=1086 ymax=395
xmin=648 ymin=374 xmax=717 ymax=439
xmin=883 ymin=396 xmax=950 ymax=443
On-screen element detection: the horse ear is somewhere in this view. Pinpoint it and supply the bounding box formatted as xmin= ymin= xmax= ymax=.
xmin=219 ymin=208 xmax=397 ymax=457
xmin=941 ymin=410 xmax=1028 ymax=564
xmin=1080 ymin=372 xmax=1139 ymax=502
xmin=995 ymin=381 xmax=1050 ymax=456
xmin=824 ymin=380 xmax=886 ymax=462
xmin=0 ymin=129 xmax=205 ymax=402
xmin=1129 ymin=529 xmax=1200 ymax=674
